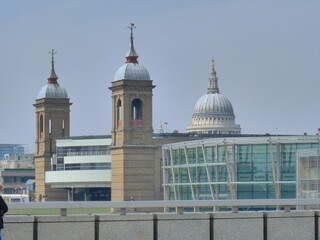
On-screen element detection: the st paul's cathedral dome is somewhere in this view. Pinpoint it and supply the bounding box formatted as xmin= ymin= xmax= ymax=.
xmin=187 ymin=60 xmax=241 ymax=135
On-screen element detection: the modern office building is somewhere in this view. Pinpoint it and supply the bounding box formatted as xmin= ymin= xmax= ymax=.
xmin=45 ymin=136 xmax=111 ymax=201
xmin=0 ymin=153 xmax=35 ymax=195
xmin=1 ymin=153 xmax=34 ymax=168
xmin=162 ymin=136 xmax=320 ymax=209
xmin=187 ymin=60 xmax=241 ymax=135
xmin=0 ymin=144 xmax=25 ymax=160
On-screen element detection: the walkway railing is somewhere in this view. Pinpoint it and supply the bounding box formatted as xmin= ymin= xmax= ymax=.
xmin=7 ymin=198 xmax=320 ymax=216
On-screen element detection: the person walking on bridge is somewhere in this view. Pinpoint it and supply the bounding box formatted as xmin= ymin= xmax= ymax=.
xmin=0 ymin=184 xmax=8 ymax=240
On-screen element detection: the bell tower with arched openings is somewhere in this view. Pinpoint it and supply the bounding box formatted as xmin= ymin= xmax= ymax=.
xmin=34 ymin=50 xmax=71 ymax=201
xmin=109 ymin=24 xmax=158 ymax=201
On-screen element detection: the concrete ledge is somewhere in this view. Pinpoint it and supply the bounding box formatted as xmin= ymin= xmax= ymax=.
xmin=3 ymin=216 xmax=35 ymax=240
xmin=264 ymin=211 xmax=315 ymax=240
xmin=213 ymin=212 xmax=264 ymax=240
xmin=37 ymin=215 xmax=96 ymax=240
xmin=156 ymin=213 xmax=211 ymax=240
xmin=98 ymin=214 xmax=154 ymax=240
xmin=1 ymin=211 xmax=319 ymax=240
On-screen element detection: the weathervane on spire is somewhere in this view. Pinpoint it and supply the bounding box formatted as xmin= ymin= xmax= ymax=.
xmin=125 ymin=23 xmax=139 ymax=63
xmin=48 ymin=48 xmax=58 ymax=82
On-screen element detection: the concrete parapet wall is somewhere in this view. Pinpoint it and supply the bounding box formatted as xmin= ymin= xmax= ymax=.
xmin=157 ymin=213 xmax=210 ymax=240
xmin=213 ymin=212 xmax=264 ymax=240
xmin=98 ymin=214 xmax=154 ymax=240
xmin=265 ymin=211 xmax=315 ymax=240
xmin=2 ymin=211 xmax=319 ymax=240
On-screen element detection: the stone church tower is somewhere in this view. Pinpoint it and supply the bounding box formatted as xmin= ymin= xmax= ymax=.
xmin=34 ymin=50 xmax=71 ymax=201
xmin=109 ymin=24 xmax=159 ymax=201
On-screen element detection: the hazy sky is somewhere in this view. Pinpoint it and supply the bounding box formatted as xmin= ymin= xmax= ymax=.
xmin=0 ymin=0 xmax=319 ymax=153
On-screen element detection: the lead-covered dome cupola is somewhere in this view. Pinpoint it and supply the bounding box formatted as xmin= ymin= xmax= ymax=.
xmin=113 ymin=23 xmax=150 ymax=81
xmin=187 ymin=60 xmax=241 ymax=135
xmin=37 ymin=49 xmax=68 ymax=99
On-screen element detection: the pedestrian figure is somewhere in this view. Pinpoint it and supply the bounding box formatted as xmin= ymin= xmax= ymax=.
xmin=0 ymin=184 xmax=8 ymax=240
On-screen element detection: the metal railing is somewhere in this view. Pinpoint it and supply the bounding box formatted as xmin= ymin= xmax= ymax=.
xmin=7 ymin=198 xmax=320 ymax=216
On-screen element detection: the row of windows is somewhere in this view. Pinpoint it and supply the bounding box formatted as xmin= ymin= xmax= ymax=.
xmin=56 ymin=145 xmax=110 ymax=158
xmin=2 ymin=176 xmax=32 ymax=183
xmin=164 ymin=143 xmax=319 ymax=166
xmin=167 ymin=183 xmax=296 ymax=201
xmin=54 ymin=162 xmax=110 ymax=171
xmin=193 ymin=117 xmax=233 ymax=121
xmin=165 ymin=165 xmax=296 ymax=184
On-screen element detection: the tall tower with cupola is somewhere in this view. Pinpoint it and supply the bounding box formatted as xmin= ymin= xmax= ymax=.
xmin=34 ymin=50 xmax=71 ymax=201
xmin=109 ymin=24 xmax=159 ymax=201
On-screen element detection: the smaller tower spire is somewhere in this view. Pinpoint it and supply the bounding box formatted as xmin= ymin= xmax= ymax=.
xmin=207 ymin=59 xmax=219 ymax=94
xmin=48 ymin=49 xmax=58 ymax=84
xmin=125 ymin=23 xmax=139 ymax=63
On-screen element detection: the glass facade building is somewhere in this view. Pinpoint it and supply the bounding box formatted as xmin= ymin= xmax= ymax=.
xmin=162 ymin=136 xmax=320 ymax=209
xmin=0 ymin=144 xmax=25 ymax=160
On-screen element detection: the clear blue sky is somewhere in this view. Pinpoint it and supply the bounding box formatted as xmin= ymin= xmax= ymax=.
xmin=0 ymin=0 xmax=319 ymax=152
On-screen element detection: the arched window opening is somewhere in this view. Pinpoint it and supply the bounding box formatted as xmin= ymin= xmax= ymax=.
xmin=39 ymin=115 xmax=44 ymax=139
xmin=131 ymin=99 xmax=142 ymax=120
xmin=117 ymin=100 xmax=122 ymax=120
xmin=117 ymin=99 xmax=122 ymax=127
xmin=131 ymin=99 xmax=143 ymax=127
xmin=62 ymin=120 xmax=65 ymax=136
xmin=49 ymin=119 xmax=52 ymax=134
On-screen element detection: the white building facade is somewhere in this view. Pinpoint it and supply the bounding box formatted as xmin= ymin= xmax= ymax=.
xmin=45 ymin=135 xmax=111 ymax=201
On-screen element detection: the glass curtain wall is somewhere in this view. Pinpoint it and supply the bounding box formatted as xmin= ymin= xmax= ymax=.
xmin=162 ymin=137 xmax=320 ymax=210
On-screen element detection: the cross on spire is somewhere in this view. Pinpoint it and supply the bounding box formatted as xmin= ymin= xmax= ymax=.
xmin=125 ymin=23 xmax=139 ymax=63
xmin=128 ymin=23 xmax=136 ymax=49
xmin=48 ymin=48 xmax=58 ymax=83
xmin=49 ymin=49 xmax=57 ymax=65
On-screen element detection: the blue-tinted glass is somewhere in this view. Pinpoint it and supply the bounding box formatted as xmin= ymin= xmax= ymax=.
xmin=253 ymin=172 xmax=267 ymax=181
xmin=252 ymin=153 xmax=267 ymax=162
xmin=205 ymin=146 xmax=214 ymax=163
xmin=253 ymin=191 xmax=267 ymax=199
xmin=252 ymin=145 xmax=267 ymax=153
xmin=238 ymin=162 xmax=252 ymax=173
xmin=199 ymin=167 xmax=208 ymax=182
xmin=238 ymin=173 xmax=252 ymax=181
xmin=238 ymin=152 xmax=252 ymax=163
xmin=297 ymin=143 xmax=312 ymax=149
xmin=197 ymin=147 xmax=204 ymax=163
xmin=238 ymin=184 xmax=253 ymax=192
xmin=180 ymin=149 xmax=186 ymax=165
xmin=172 ymin=149 xmax=178 ymax=165
xmin=237 ymin=191 xmax=253 ymax=199
xmin=187 ymin=148 xmax=196 ymax=164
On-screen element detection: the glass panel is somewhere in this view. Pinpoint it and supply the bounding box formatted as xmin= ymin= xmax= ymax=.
xmin=252 ymin=153 xmax=267 ymax=162
xmin=180 ymin=149 xmax=186 ymax=165
xmin=197 ymin=147 xmax=204 ymax=164
xmin=252 ymin=144 xmax=267 ymax=153
xmin=187 ymin=148 xmax=196 ymax=164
